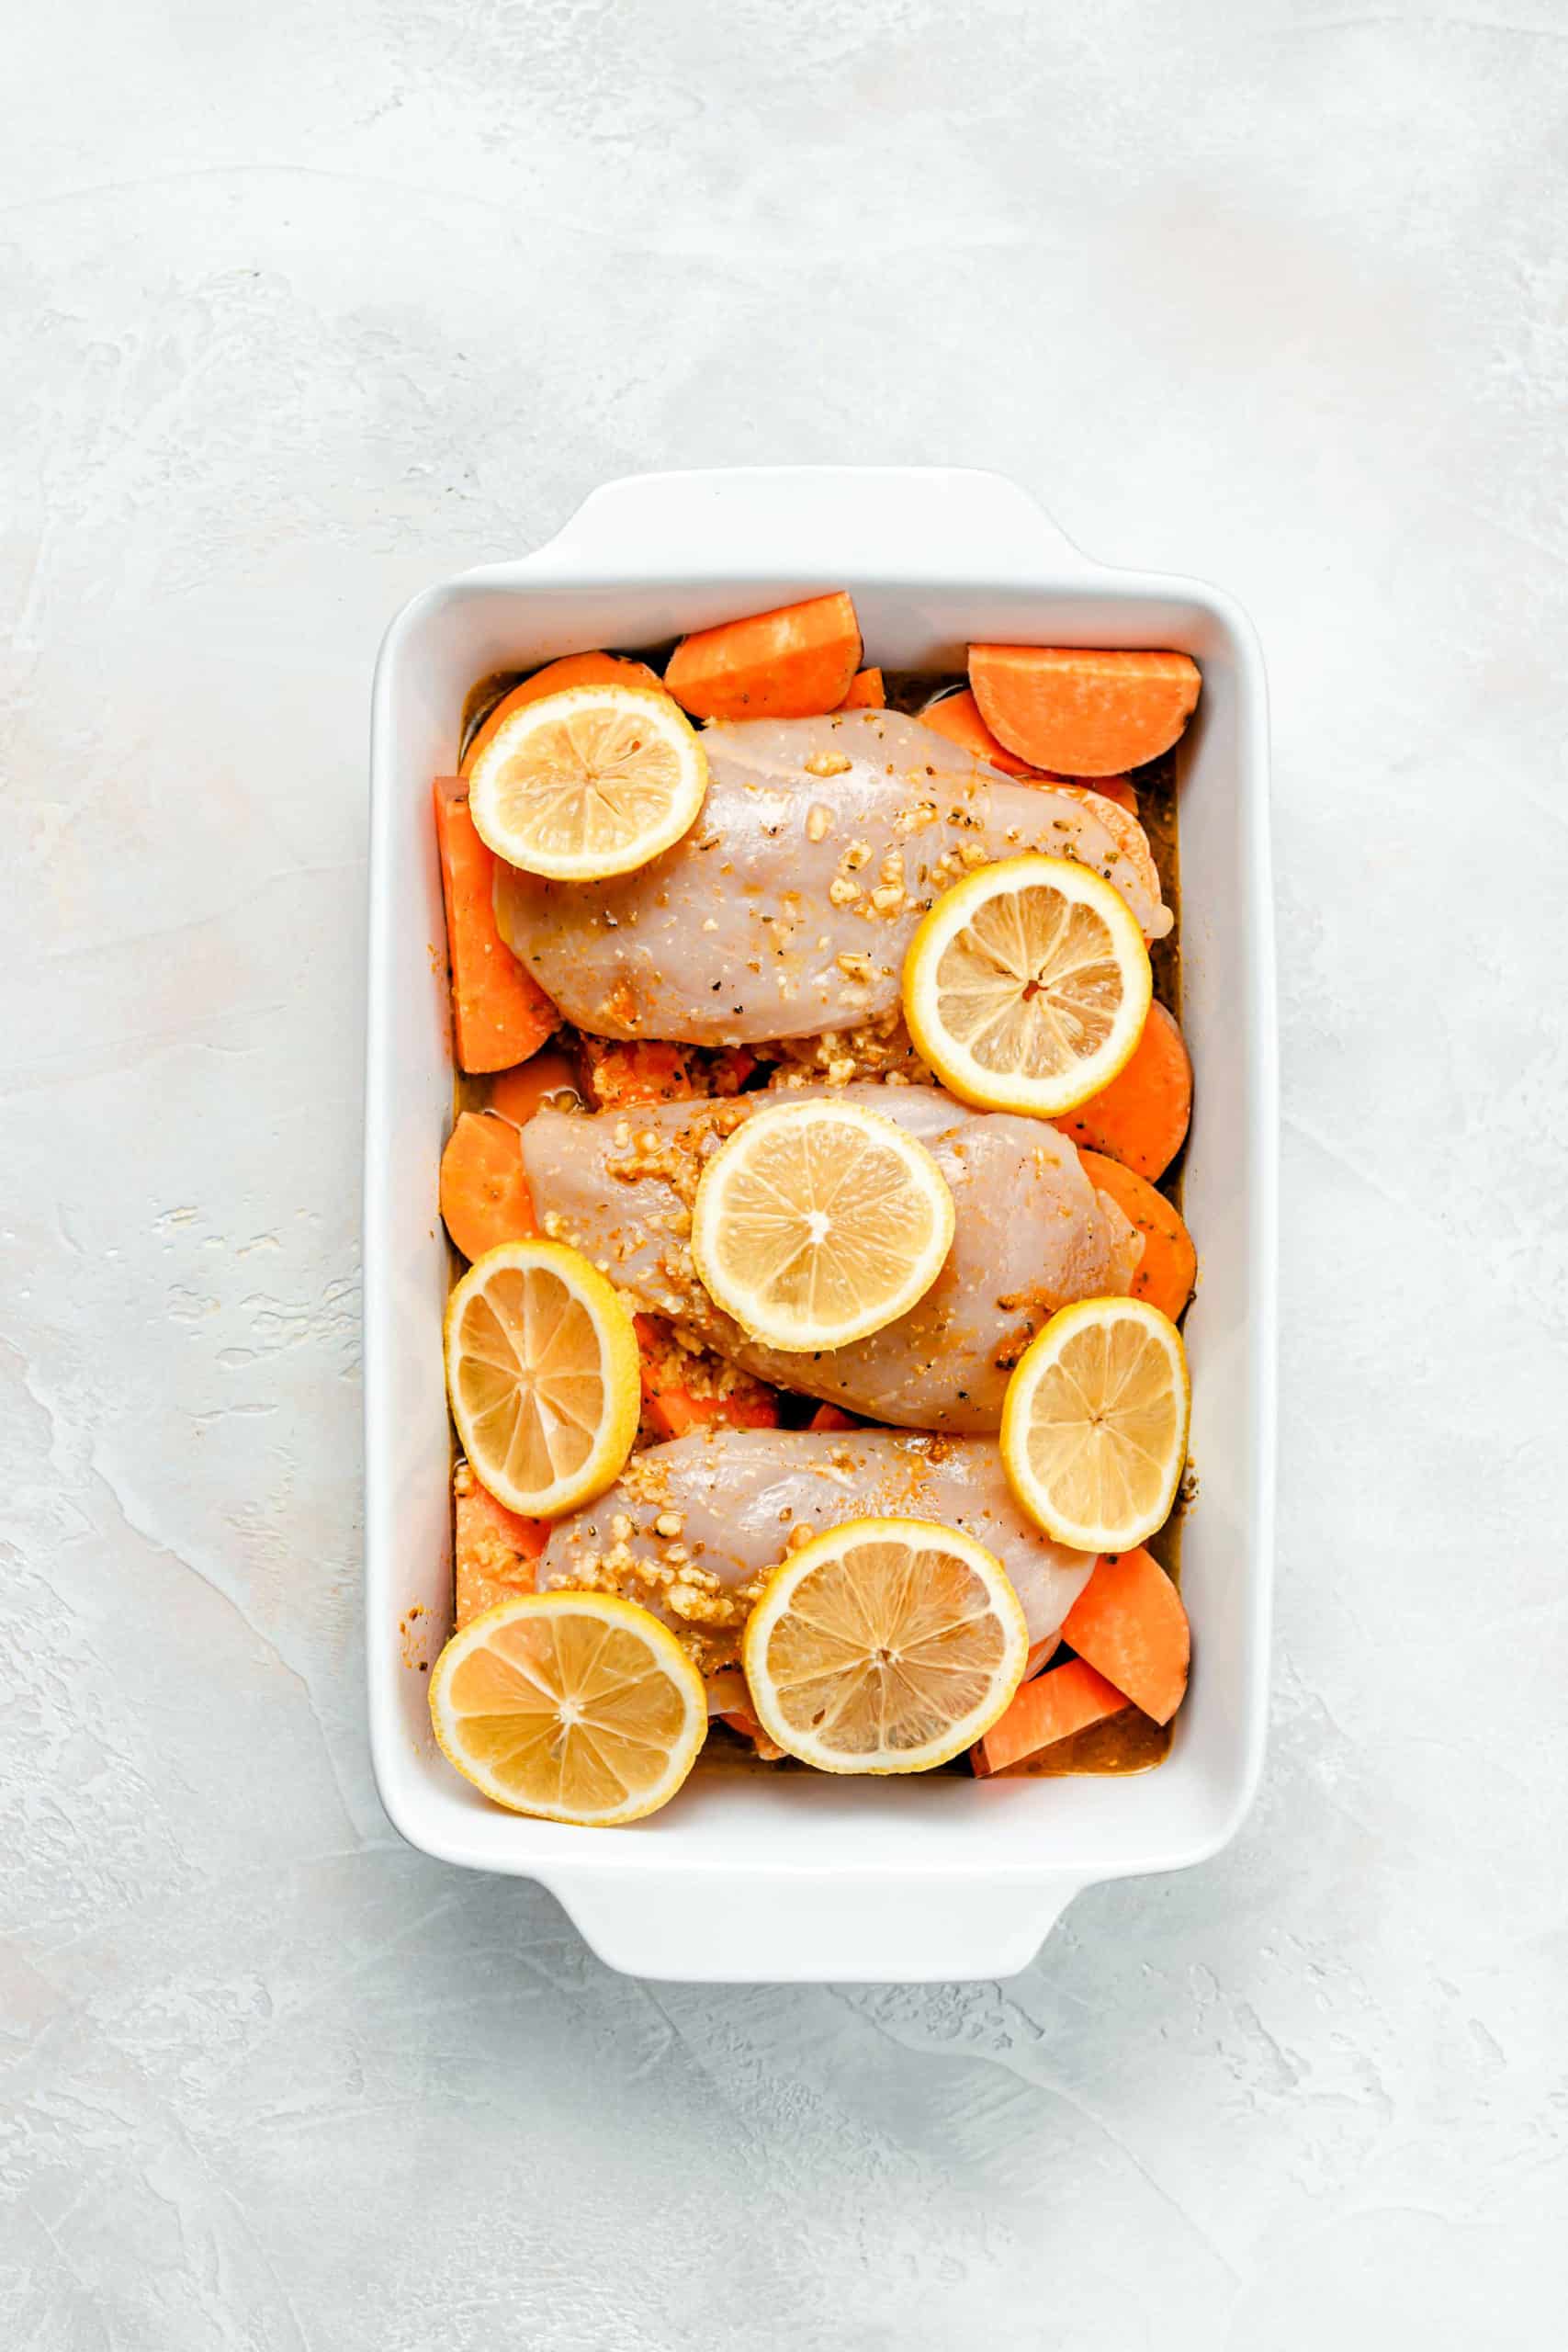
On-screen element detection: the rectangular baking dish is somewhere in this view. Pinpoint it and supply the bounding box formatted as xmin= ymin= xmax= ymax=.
xmin=365 ymin=466 xmax=1275 ymax=1983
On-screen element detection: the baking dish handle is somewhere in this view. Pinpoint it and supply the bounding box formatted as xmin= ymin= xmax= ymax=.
xmin=513 ymin=465 xmax=1098 ymax=587
xmin=549 ymin=1869 xmax=1090 ymax=1985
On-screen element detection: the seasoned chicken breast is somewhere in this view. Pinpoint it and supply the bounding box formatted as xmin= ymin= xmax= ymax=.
xmin=521 ymin=1081 xmax=1140 ymax=1431
xmin=493 ymin=709 xmax=1170 ymax=1046
xmin=535 ymin=1427 xmax=1099 ymax=1670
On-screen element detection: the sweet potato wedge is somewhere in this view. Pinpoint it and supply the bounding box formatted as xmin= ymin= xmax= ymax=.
xmin=969 ymin=646 xmax=1201 ymax=775
xmin=1077 ymin=1148 xmax=1196 ymax=1323
xmin=806 ymin=1403 xmax=862 ymax=1431
xmin=1056 ymin=1000 xmax=1192 ymax=1181
xmin=838 ymin=667 xmax=885 ymax=709
xmin=486 ymin=1049 xmax=584 ymax=1125
xmin=433 ymin=777 xmax=558 ymax=1074
xmin=918 ymin=686 xmax=1052 ymax=777
xmin=439 ymin=1111 xmax=536 ymax=1261
xmin=580 ymin=1037 xmax=697 ymax=1111
xmin=919 ymin=689 xmax=1139 ymax=810
xmin=974 ymin=1658 xmax=1130 ymax=1776
xmin=1060 ymin=1546 xmax=1190 ymax=1726
xmin=453 ymin=1460 xmax=548 ymax=1629
xmin=664 ymin=593 xmax=862 ymax=721
xmin=635 ymin=1316 xmax=781 ymax=1439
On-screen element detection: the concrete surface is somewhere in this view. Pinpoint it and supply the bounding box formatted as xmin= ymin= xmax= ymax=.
xmin=4 ymin=3 xmax=1565 ymax=2346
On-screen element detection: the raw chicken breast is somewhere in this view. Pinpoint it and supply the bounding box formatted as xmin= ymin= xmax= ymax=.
xmin=521 ymin=1081 xmax=1140 ymax=1431
xmin=536 ymin=1427 xmax=1099 ymax=1670
xmin=493 ymin=709 xmax=1171 ymax=1046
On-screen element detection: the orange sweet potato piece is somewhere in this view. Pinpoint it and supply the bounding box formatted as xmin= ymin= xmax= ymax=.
xmin=643 ymin=1378 xmax=781 ymax=1440
xmin=918 ymin=687 xmax=1053 ymax=777
xmin=1055 ymin=1000 xmax=1191 ymax=1181
xmin=1077 ymin=1148 xmax=1196 ymax=1324
xmin=487 ymin=1049 xmax=584 ymax=1125
xmin=439 ymin=1111 xmax=536 ymax=1261
xmin=433 ymin=776 xmax=557 ymax=1074
xmin=705 ymin=1046 xmax=760 ymax=1096
xmin=635 ymin=1315 xmax=780 ymax=1439
xmin=974 ymin=1657 xmax=1130 ymax=1776
xmin=580 ymin=1037 xmax=696 ymax=1111
xmin=838 ymin=667 xmax=885 ymax=709
xmin=1061 ymin=1546 xmax=1190 ymax=1725
xmin=969 ymin=646 xmax=1201 ymax=776
xmin=716 ymin=1710 xmax=786 ymax=1761
xmin=460 ymin=652 xmax=665 ymax=775
xmin=643 ymin=1380 xmax=780 ymax=1439
xmin=917 ymin=690 xmax=1140 ymax=812
xmin=453 ymin=1459 xmax=548 ymax=1629
xmin=664 ymin=593 xmax=862 ymax=721
xmin=807 ymin=1403 xmax=861 ymax=1431
xmin=1088 ymin=775 xmax=1137 ymax=815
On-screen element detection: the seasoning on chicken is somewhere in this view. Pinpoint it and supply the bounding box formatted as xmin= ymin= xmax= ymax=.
xmin=534 ymin=1427 xmax=1100 ymax=1673
xmin=520 ymin=1080 xmax=1140 ymax=1431
xmin=492 ymin=709 xmax=1171 ymax=1048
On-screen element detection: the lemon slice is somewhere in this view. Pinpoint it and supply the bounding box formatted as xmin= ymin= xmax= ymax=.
xmin=903 ymin=853 xmax=1152 ymax=1116
xmin=1000 ymin=1295 xmax=1190 ymax=1551
xmin=430 ymin=1592 xmax=706 ymax=1824
xmin=741 ymin=1517 xmax=1028 ymax=1772
xmin=690 ymin=1098 xmax=955 ymax=1352
xmin=444 ymin=1239 xmax=640 ymax=1517
xmin=467 ymin=684 xmax=708 ymax=880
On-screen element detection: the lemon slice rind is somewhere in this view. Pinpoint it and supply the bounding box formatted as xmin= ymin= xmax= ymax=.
xmin=430 ymin=1591 xmax=707 ymax=1825
xmin=903 ymin=853 xmax=1152 ymax=1117
xmin=741 ymin=1516 xmax=1029 ymax=1773
xmin=999 ymin=1295 xmax=1190 ymax=1552
xmin=467 ymin=684 xmax=709 ymax=881
xmin=689 ymin=1098 xmax=956 ymax=1354
xmin=444 ymin=1239 xmax=641 ymax=1519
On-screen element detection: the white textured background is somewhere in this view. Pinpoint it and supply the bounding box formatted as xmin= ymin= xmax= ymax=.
xmin=5 ymin=3 xmax=1566 ymax=2345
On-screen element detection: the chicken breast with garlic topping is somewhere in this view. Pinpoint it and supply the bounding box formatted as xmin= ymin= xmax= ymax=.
xmin=520 ymin=1081 xmax=1140 ymax=1431
xmin=493 ymin=708 xmax=1170 ymax=1047
xmin=536 ymin=1427 xmax=1099 ymax=1672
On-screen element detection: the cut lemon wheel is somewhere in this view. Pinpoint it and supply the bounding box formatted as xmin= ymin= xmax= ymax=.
xmin=467 ymin=684 xmax=708 ymax=880
xmin=430 ymin=1592 xmax=706 ymax=1824
xmin=1000 ymin=1295 xmax=1190 ymax=1551
xmin=444 ymin=1239 xmax=640 ymax=1518
xmin=742 ymin=1517 xmax=1028 ymax=1773
xmin=690 ymin=1098 xmax=955 ymax=1352
xmin=903 ymin=853 xmax=1152 ymax=1116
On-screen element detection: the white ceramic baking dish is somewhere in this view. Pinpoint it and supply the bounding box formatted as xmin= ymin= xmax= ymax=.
xmin=365 ymin=466 xmax=1275 ymax=1983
